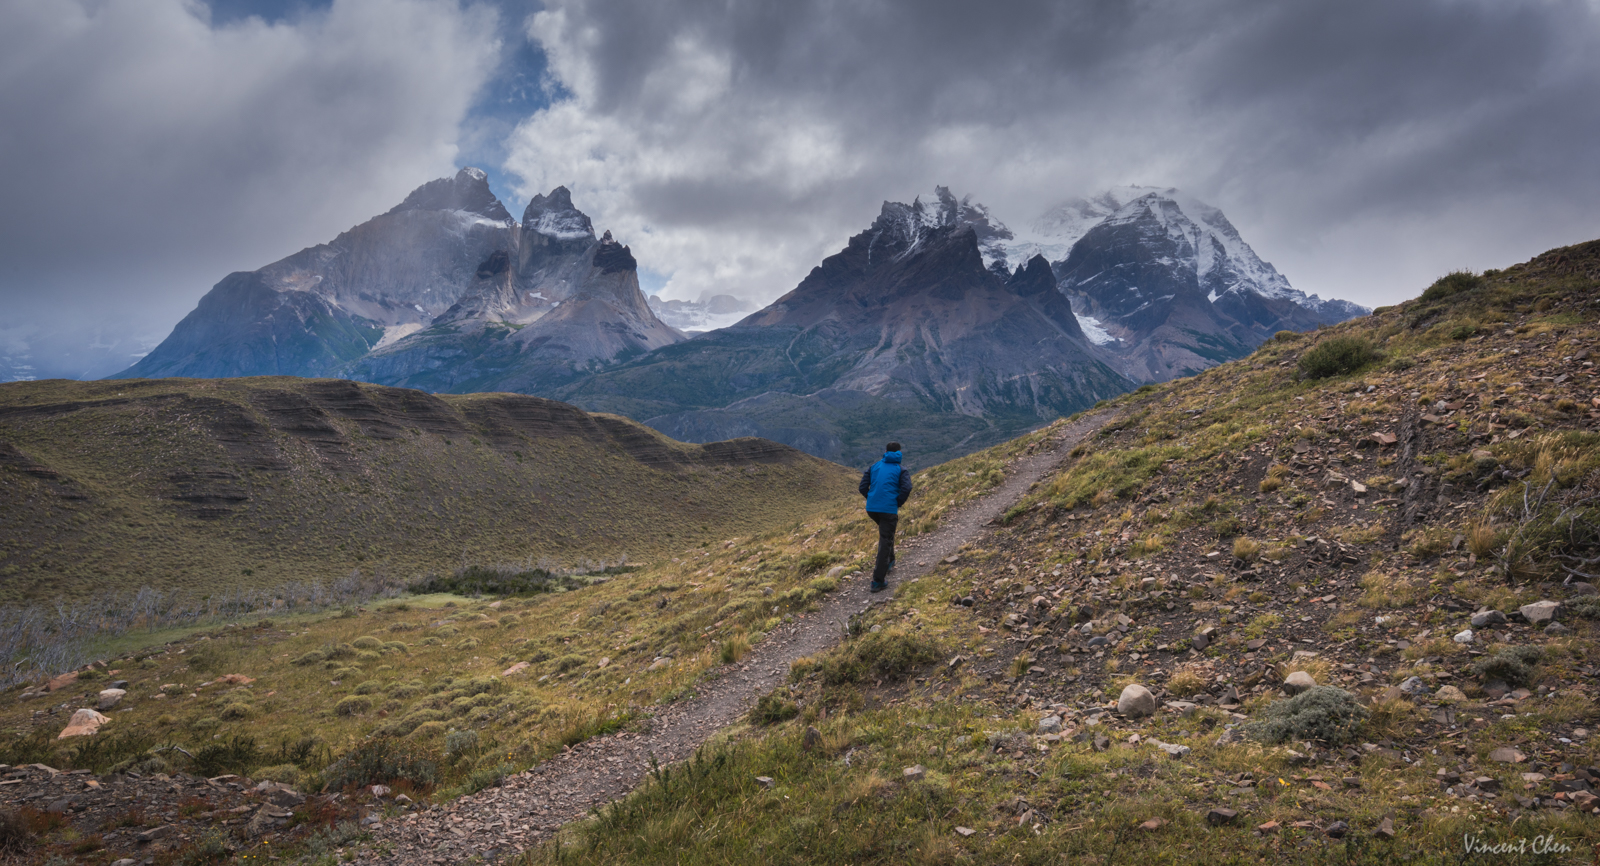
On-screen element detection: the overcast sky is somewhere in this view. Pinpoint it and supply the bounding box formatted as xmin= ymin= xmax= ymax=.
xmin=3 ymin=0 xmax=1598 ymax=379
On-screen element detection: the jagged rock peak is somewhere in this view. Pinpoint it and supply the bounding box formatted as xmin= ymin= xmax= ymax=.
xmin=872 ymin=186 xmax=1013 ymax=267
xmin=1007 ymin=254 xmax=1057 ymax=297
xmin=523 ymin=186 xmax=595 ymax=241
xmin=388 ymin=167 xmax=512 ymax=223
xmin=593 ymin=230 xmax=636 ymax=274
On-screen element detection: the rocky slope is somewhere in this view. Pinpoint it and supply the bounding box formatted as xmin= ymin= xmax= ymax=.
xmin=559 ymin=194 xmax=1133 ymax=468
xmin=112 ymin=172 xmax=681 ymax=390
xmin=0 ymin=377 xmax=849 ymax=598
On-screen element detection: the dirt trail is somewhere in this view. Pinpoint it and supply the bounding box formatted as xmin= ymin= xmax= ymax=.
xmin=359 ymin=410 xmax=1119 ymax=865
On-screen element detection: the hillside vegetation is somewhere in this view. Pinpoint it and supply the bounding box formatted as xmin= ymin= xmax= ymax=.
xmin=526 ymin=241 xmax=1600 ymax=863
xmin=0 ymin=378 xmax=852 ymax=600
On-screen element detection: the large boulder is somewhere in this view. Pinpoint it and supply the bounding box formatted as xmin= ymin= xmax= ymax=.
xmin=97 ymin=689 xmax=126 ymax=710
xmin=1519 ymin=600 xmax=1562 ymax=625
xmin=1118 ymin=684 xmax=1158 ymax=718
xmin=1283 ymin=671 xmax=1316 ymax=696
xmin=58 ymin=708 xmax=109 ymax=738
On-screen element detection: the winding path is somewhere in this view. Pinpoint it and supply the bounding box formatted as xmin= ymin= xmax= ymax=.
xmin=359 ymin=410 xmax=1119 ymax=865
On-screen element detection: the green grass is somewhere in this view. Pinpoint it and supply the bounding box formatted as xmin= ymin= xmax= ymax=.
xmin=0 ymin=377 xmax=853 ymax=601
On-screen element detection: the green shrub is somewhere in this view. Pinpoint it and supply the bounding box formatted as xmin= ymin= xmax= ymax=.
xmin=1448 ymin=323 xmax=1478 ymax=340
xmin=1271 ymin=330 xmax=1302 ymax=343
xmin=191 ymin=736 xmax=261 ymax=777
xmin=818 ymin=628 xmax=942 ymax=686
xmin=320 ymin=738 xmax=439 ymax=792
xmin=1298 ymin=336 xmax=1381 ymax=380
xmin=1421 ymin=270 xmax=1484 ymax=303
xmin=459 ymin=762 xmax=513 ymax=795
xmin=1245 ymin=686 xmax=1367 ymax=746
xmin=0 ymin=809 xmax=34 ymax=855
xmin=354 ymin=681 xmax=382 ymax=695
xmin=291 ymin=650 xmax=326 ymax=666
xmin=1470 ymin=646 xmax=1542 ymax=686
xmin=410 ymin=721 xmax=447 ymax=740
xmin=1565 ymin=597 xmax=1600 ymax=620
xmin=351 ymin=636 xmax=382 ymax=650
xmin=219 ymin=702 xmax=253 ymax=721
xmin=750 ymin=692 xmax=799 ymax=725
xmin=553 ymin=654 xmax=586 ymax=673
xmin=335 ymin=695 xmax=373 ymax=716
xmin=444 ymin=729 xmax=480 ymax=760
xmin=253 ymin=764 xmax=303 ymax=786
xmin=797 ymin=553 xmax=836 ymax=575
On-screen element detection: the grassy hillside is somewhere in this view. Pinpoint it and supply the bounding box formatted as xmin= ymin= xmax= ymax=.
xmin=525 ymin=242 xmax=1600 ymax=863
xmin=0 ymin=377 xmax=853 ymax=600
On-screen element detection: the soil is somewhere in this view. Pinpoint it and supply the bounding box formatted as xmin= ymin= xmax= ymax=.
xmin=354 ymin=410 xmax=1123 ymax=865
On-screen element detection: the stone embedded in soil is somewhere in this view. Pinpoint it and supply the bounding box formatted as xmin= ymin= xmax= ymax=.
xmin=1471 ymin=609 xmax=1507 ymax=628
xmin=1545 ymin=622 xmax=1569 ymax=636
xmin=1519 ymin=600 xmax=1562 ymax=625
xmin=802 ymin=726 xmax=824 ymax=751
xmin=97 ymin=688 xmax=126 ymax=710
xmin=1206 ymin=807 xmax=1238 ymax=826
xmin=1118 ymin=684 xmax=1157 ymax=718
xmin=1490 ymin=747 xmax=1527 ymax=764
xmin=1038 ymin=715 xmax=1063 ymax=734
xmin=955 ymin=827 xmax=976 ymax=837
xmin=1376 ymin=816 xmax=1396 ymax=839
xmin=903 ymin=765 xmax=926 ymax=781
xmin=755 ymin=776 xmax=774 ymax=788
xmin=1140 ymin=818 xmax=1168 ymax=830
xmin=1283 ymin=671 xmax=1316 ymax=696
xmin=502 ymin=662 xmax=530 ymax=676
xmin=1435 ymin=685 xmax=1467 ymax=702
xmin=1399 ymin=676 xmax=1429 ymax=695
xmin=1453 ymin=629 xmax=1474 ymax=644
xmin=57 ymin=708 xmax=109 ymax=738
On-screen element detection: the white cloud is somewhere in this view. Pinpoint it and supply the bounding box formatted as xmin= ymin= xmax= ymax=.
xmin=506 ymin=0 xmax=1600 ymax=309
xmin=0 ymin=0 xmax=501 ymax=374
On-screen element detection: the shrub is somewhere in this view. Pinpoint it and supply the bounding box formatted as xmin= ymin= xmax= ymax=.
xmin=553 ymin=654 xmax=586 ymax=673
xmin=318 ymin=738 xmax=439 ymax=792
xmin=1565 ymin=597 xmax=1600 ymax=620
xmin=1470 ymin=646 xmax=1542 ymax=686
xmin=351 ymin=636 xmax=382 ymax=650
xmin=191 ymin=736 xmax=261 ymax=777
xmin=444 ymin=729 xmax=481 ymax=760
xmin=1421 ymin=270 xmax=1484 ymax=303
xmin=750 ymin=692 xmax=800 ymax=725
xmin=720 ymin=634 xmax=750 ymax=664
xmin=0 ymin=809 xmax=34 ymax=855
xmin=1271 ymin=330 xmax=1301 ymax=343
xmin=219 ymin=702 xmax=253 ymax=721
xmin=1449 ymin=323 xmax=1478 ymax=341
xmin=335 ymin=696 xmax=373 ymax=716
xmin=1299 ymin=336 xmax=1381 ymax=379
xmin=818 ymin=628 xmax=941 ymax=686
xmin=808 ymin=576 xmax=840 ymax=594
xmin=253 ymin=764 xmax=303 ymax=786
xmin=291 ymin=650 xmax=326 ymax=666
xmin=1245 ymin=686 xmax=1367 ymax=746
xmin=354 ymin=681 xmax=382 ymax=696
xmin=459 ymin=762 xmax=513 ymax=795
xmin=410 ymin=721 xmax=446 ymax=740
xmin=797 ymin=553 xmax=836 ymax=575
xmin=1232 ymin=537 xmax=1261 ymax=562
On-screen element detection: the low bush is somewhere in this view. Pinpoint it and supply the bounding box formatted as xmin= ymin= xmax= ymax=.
xmin=1246 ymin=686 xmax=1367 ymax=745
xmin=318 ymin=737 xmax=439 ymax=792
xmin=1298 ymin=336 xmax=1381 ymax=380
xmin=1421 ymin=270 xmax=1484 ymax=303
xmin=1470 ymin=646 xmax=1542 ymax=686
xmin=750 ymin=691 xmax=800 ymax=725
xmin=410 ymin=565 xmax=582 ymax=597
xmin=335 ymin=695 xmax=373 ymax=716
xmin=191 ymin=737 xmax=261 ymax=777
xmin=818 ymin=628 xmax=941 ymax=686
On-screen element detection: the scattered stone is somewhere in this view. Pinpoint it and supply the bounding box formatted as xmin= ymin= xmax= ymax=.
xmin=1325 ymin=820 xmax=1349 ymax=838
xmin=57 ymin=708 xmax=109 ymax=739
xmin=755 ymin=776 xmax=774 ymax=789
xmin=1398 ymin=676 xmax=1429 ymax=696
xmin=216 ymin=674 xmax=255 ymax=685
xmin=370 ymin=784 xmax=391 ymax=798
xmin=1257 ymin=820 xmax=1281 ymax=833
xmin=1519 ymin=600 xmax=1562 ymax=625
xmin=1156 ymin=742 xmax=1191 ymax=758
xmin=902 ymin=765 xmax=926 ymax=781
xmin=1117 ymin=684 xmax=1157 ymax=718
xmin=502 ymin=662 xmax=530 ymax=677
xmin=46 ymin=672 xmax=79 ymax=692
xmin=1206 ymin=807 xmax=1238 ymax=826
xmin=1191 ymin=631 xmax=1210 ymax=651
xmin=947 ymin=655 xmax=965 ymax=671
xmin=1093 ymin=734 xmax=1110 ymax=752
xmin=1545 ymin=622 xmax=1569 ymax=636
xmin=955 ymin=826 xmax=976 ymax=837
xmin=97 ymin=689 xmax=126 ymax=710
xmin=1375 ymin=816 xmax=1396 ymax=840
xmin=1038 ymin=715 xmax=1062 ymax=734
xmin=137 ymin=824 xmax=175 ymax=844
xmin=1140 ymin=818 xmax=1168 ymax=831
xmin=1489 ymin=747 xmax=1527 ymax=764
xmin=1435 ymin=685 xmax=1467 ymax=702
xmin=1283 ymin=671 xmax=1316 ymax=696
xmin=1245 ymin=638 xmax=1266 ymax=651
xmin=596 ymin=657 xmax=611 ymax=669
xmin=802 ymin=726 xmax=824 ymax=752
xmin=1471 ymin=610 xmax=1507 ymax=628
xmin=648 ymin=657 xmax=671 ymax=671
xmin=1453 ymin=629 xmax=1474 ymax=644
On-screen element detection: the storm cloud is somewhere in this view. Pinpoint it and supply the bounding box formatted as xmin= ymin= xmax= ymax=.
xmin=0 ymin=0 xmax=499 ymax=378
xmin=505 ymin=0 xmax=1600 ymax=310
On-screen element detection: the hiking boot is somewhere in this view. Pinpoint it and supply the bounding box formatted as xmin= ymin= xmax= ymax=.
xmin=870 ymin=582 xmax=887 ymax=593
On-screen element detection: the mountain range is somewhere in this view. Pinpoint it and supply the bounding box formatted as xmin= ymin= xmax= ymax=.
xmin=109 ymin=170 xmax=1368 ymax=466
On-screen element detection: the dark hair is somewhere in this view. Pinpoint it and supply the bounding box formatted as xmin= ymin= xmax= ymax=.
xmin=886 ymin=442 xmax=902 ymax=452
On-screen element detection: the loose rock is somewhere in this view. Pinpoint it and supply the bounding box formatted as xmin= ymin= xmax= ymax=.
xmin=57 ymin=708 xmax=109 ymax=738
xmin=1283 ymin=671 xmax=1316 ymax=696
xmin=1117 ymin=684 xmax=1157 ymax=718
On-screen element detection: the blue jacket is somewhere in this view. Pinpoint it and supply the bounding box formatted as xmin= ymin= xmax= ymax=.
xmin=860 ymin=451 xmax=913 ymax=514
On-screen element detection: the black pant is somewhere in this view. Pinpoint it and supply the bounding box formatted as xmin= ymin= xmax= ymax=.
xmin=867 ymin=511 xmax=897 ymax=584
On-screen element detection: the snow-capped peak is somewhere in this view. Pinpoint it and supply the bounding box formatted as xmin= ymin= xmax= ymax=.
xmin=872 ymin=186 xmax=1014 ymax=267
xmin=522 ymin=186 xmax=595 ymax=241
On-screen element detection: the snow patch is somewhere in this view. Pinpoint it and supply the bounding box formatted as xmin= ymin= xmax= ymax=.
xmin=1076 ymin=314 xmax=1119 ymax=345
xmin=530 ymin=210 xmax=594 ymax=240
xmin=375 ymin=322 xmax=424 ymax=350
xmin=413 ymin=304 xmax=425 ymax=313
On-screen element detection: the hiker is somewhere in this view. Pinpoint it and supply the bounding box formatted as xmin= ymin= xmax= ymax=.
xmin=859 ymin=441 xmax=914 ymax=593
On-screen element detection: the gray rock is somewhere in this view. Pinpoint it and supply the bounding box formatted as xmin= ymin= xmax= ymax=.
xmin=1283 ymin=671 xmax=1316 ymax=696
xmin=902 ymin=765 xmax=926 ymax=781
xmin=1087 ymin=635 xmax=1109 ymax=648
xmin=803 ymin=726 xmax=824 ymax=752
xmin=1156 ymin=742 xmax=1191 ymax=757
xmin=137 ymin=825 xmax=175 ymax=844
xmin=1399 ymin=676 xmax=1430 ymax=695
xmin=1038 ymin=715 xmax=1063 ymax=734
xmin=1544 ymin=622 xmax=1569 ymax=636
xmin=1117 ymin=684 xmax=1158 ymax=719
xmin=1435 ymin=685 xmax=1467 ymax=702
xmin=97 ymin=688 xmax=126 ymax=710
xmin=1191 ymin=631 xmax=1209 ymax=651
xmin=1519 ymin=600 xmax=1563 ymax=625
xmin=1206 ymin=807 xmax=1238 ymax=825
xmin=1489 ymin=747 xmax=1526 ymax=763
xmin=1566 ymin=582 xmax=1597 ymax=596
xmin=1453 ymin=629 xmax=1474 ymax=644
xmin=1471 ymin=609 xmax=1507 ymax=628
xmin=755 ymin=776 xmax=774 ymax=788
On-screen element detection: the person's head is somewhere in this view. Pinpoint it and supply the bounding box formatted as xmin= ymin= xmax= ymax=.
xmin=885 ymin=441 xmax=902 ymax=453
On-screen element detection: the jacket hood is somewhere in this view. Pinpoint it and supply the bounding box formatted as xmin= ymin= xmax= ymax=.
xmin=882 ymin=451 xmax=903 ymax=463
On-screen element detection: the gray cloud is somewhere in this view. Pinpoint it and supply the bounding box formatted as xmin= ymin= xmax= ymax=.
xmin=505 ymin=0 xmax=1600 ymax=309
xmin=0 ymin=0 xmax=500 ymax=378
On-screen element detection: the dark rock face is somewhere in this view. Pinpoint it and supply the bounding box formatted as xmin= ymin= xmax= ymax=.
xmin=559 ymin=198 xmax=1131 ymax=468
xmin=114 ymin=170 xmax=681 ymax=390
